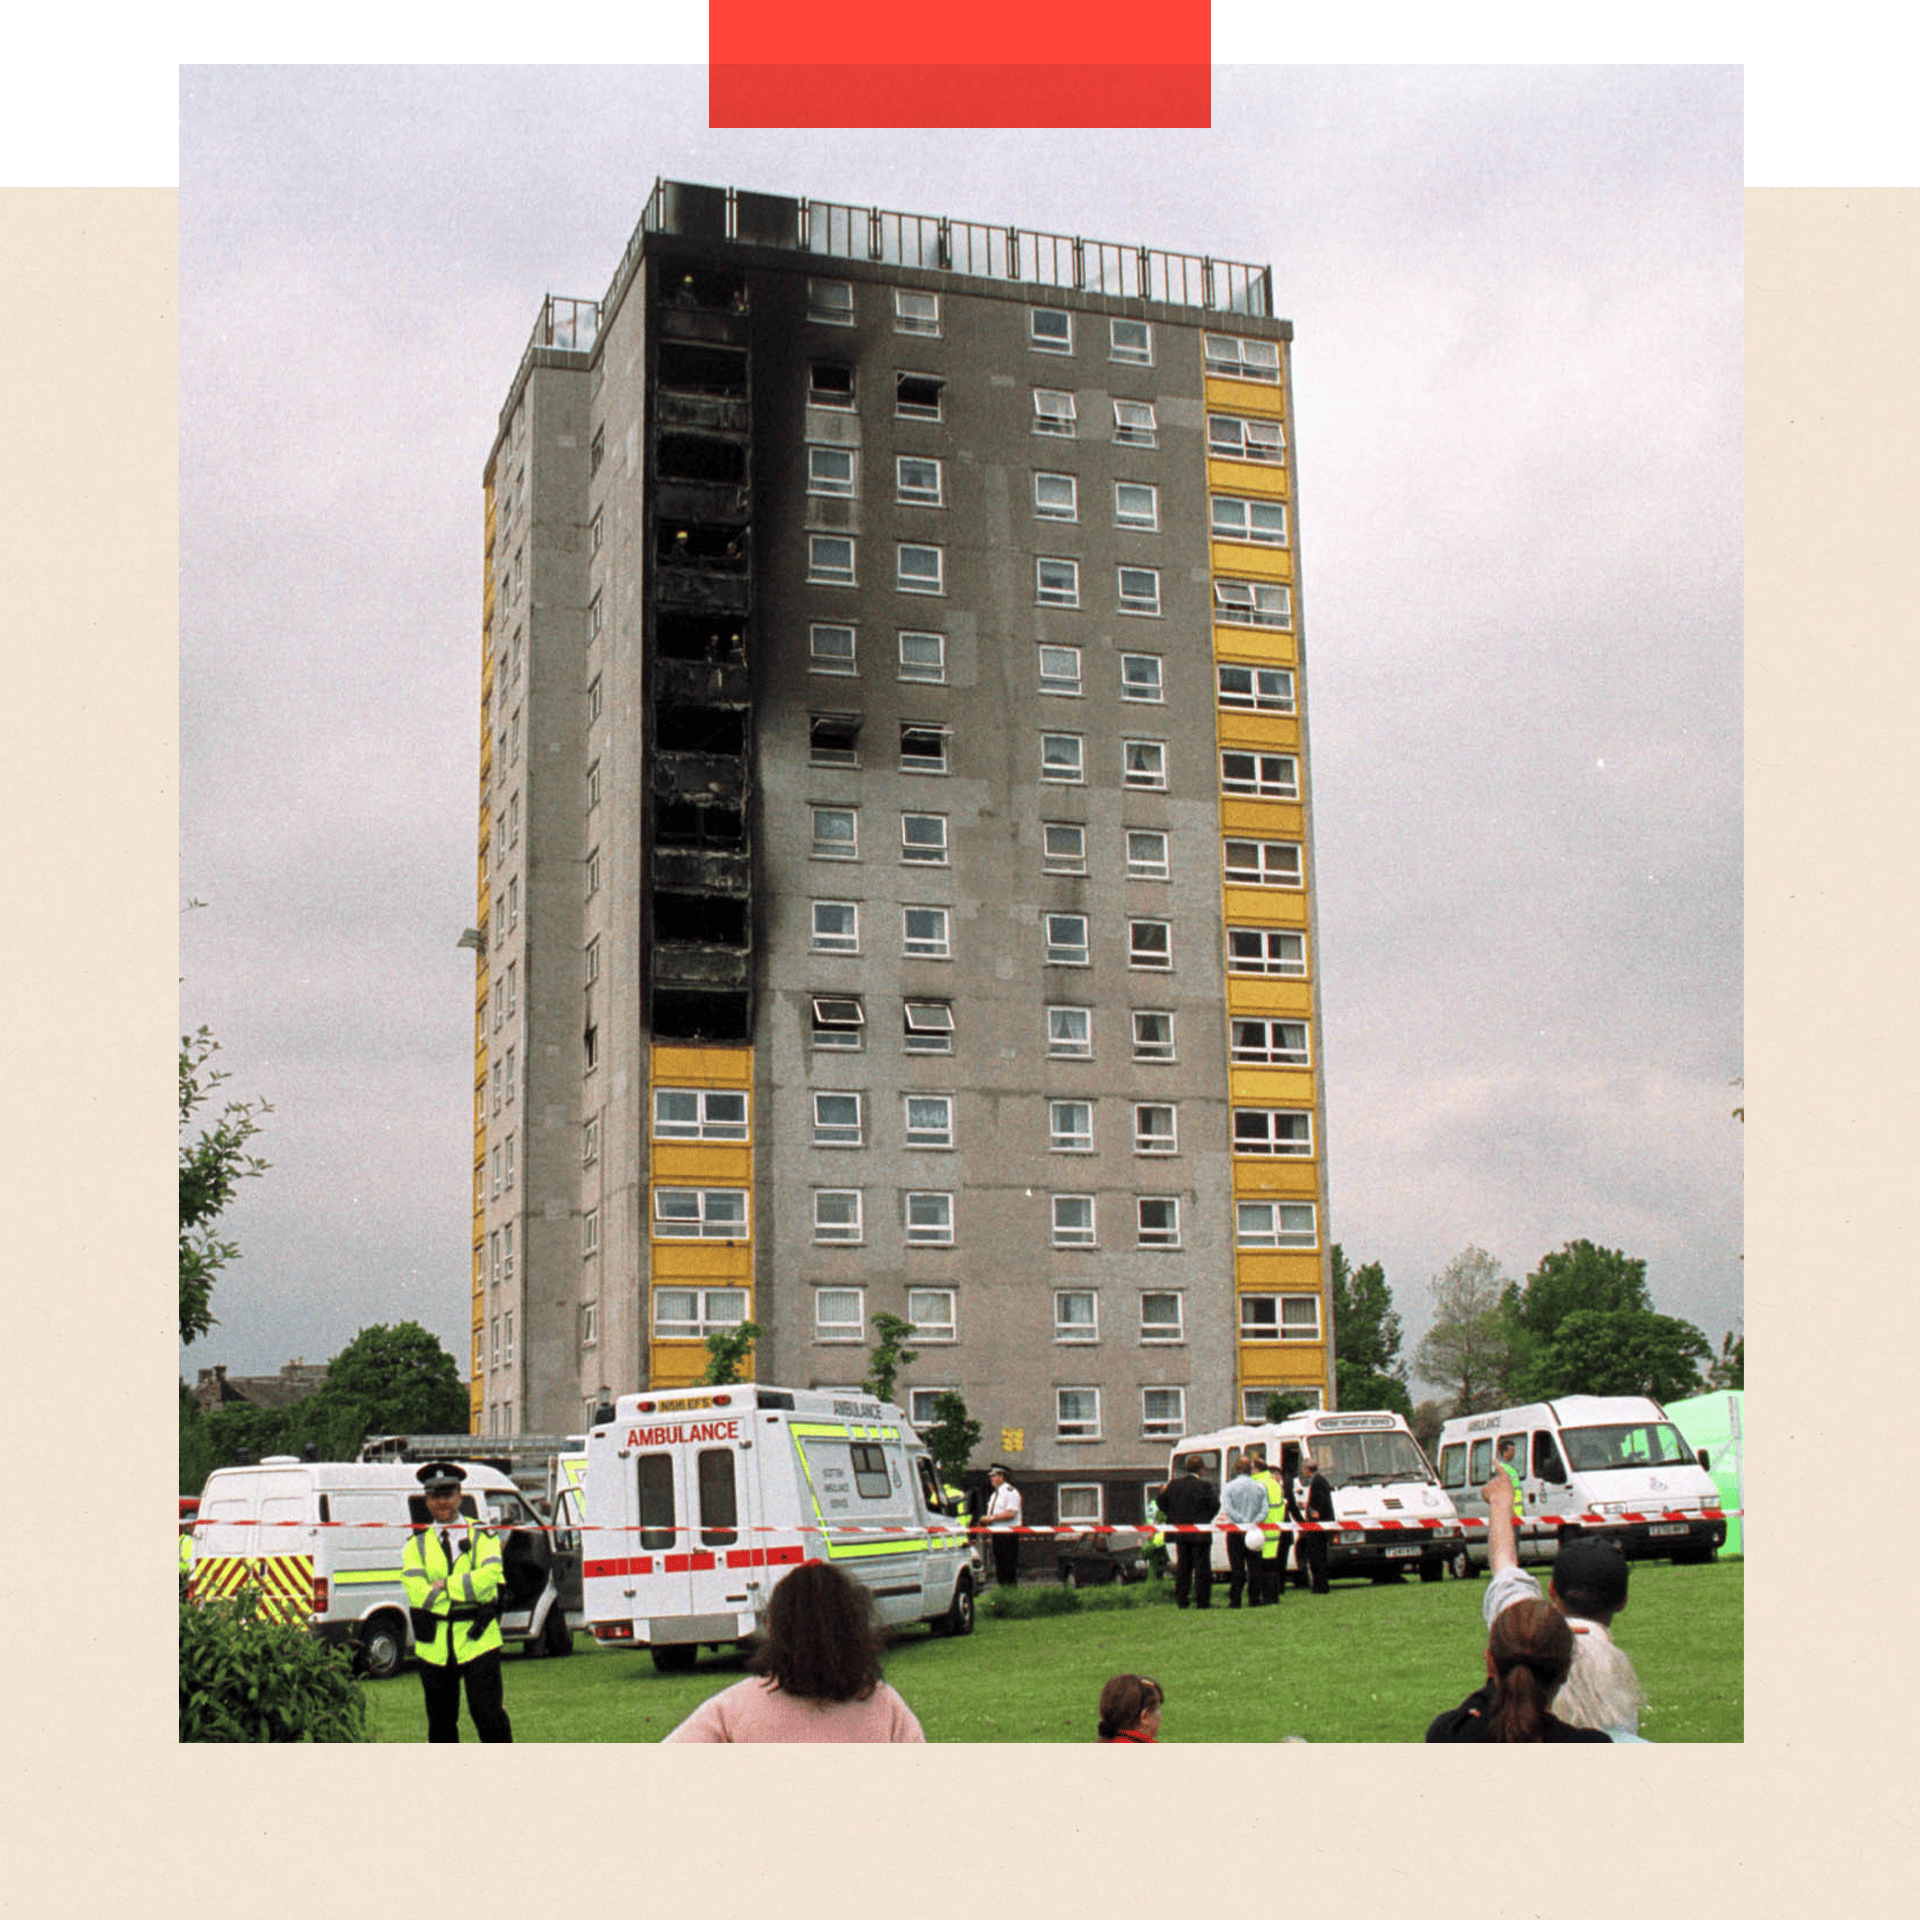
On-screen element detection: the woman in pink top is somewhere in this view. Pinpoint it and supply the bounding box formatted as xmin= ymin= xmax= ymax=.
xmin=664 ymin=1560 xmax=927 ymax=1743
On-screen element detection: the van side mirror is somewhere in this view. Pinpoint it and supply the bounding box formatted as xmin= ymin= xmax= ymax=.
xmin=1697 ymin=1447 xmax=1711 ymax=1470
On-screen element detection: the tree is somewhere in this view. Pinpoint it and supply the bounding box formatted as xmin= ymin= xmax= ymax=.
xmin=1704 ymin=1327 xmax=1744 ymax=1392
xmin=1413 ymin=1246 xmax=1516 ymax=1415
xmin=863 ymin=1312 xmax=919 ymax=1406
xmin=1507 ymin=1240 xmax=1653 ymax=1337
xmin=702 ymin=1319 xmax=762 ymax=1387
xmin=1328 ymin=1245 xmax=1412 ymax=1413
xmin=920 ymin=1390 xmax=982 ymax=1487
xmin=311 ymin=1321 xmax=468 ymax=1449
xmin=179 ymin=1026 xmax=271 ymax=1344
xmin=1533 ymin=1308 xmax=1711 ymax=1403
xmin=1409 ymin=1398 xmax=1446 ymax=1456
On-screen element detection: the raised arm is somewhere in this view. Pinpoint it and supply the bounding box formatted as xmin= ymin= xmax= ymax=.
xmin=1482 ymin=1471 xmax=1519 ymax=1576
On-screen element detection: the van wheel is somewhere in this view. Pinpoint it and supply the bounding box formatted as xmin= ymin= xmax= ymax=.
xmin=935 ymin=1576 xmax=975 ymax=1638
xmin=542 ymin=1607 xmax=574 ymax=1656
xmin=1059 ymin=1565 xmax=1079 ymax=1591
xmin=358 ymin=1615 xmax=406 ymax=1680
xmin=650 ymin=1645 xmax=698 ymax=1674
xmin=1447 ymin=1546 xmax=1478 ymax=1581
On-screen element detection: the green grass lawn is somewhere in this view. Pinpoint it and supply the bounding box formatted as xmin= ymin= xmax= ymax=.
xmin=361 ymin=1558 xmax=1742 ymax=1744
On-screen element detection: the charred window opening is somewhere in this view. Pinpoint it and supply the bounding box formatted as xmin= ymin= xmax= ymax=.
xmin=809 ymin=713 xmax=861 ymax=766
xmin=656 ymin=704 xmax=746 ymax=756
xmin=658 ymin=340 xmax=748 ymax=396
xmin=653 ymin=989 xmax=751 ymax=1044
xmin=657 ymin=434 xmax=747 ymax=484
xmin=896 ymin=372 xmax=944 ymax=419
xmin=658 ymin=522 xmax=748 ymax=569
xmin=658 ymin=265 xmax=747 ymax=312
xmin=652 ymin=891 xmax=749 ymax=947
xmin=654 ymin=799 xmax=745 ymax=849
xmin=654 ymin=613 xmax=745 ymax=664
xmin=808 ymin=364 xmax=855 ymax=408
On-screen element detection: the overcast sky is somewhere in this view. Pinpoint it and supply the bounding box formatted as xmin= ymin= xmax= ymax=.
xmin=178 ymin=64 xmax=1742 ymax=1391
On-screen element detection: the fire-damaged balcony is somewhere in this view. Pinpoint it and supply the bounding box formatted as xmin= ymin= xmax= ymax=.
xmin=655 ymin=611 xmax=746 ymax=667
xmin=657 ymin=434 xmax=747 ymax=485
xmin=656 ymin=339 xmax=747 ymax=397
xmin=653 ymin=567 xmax=750 ymax=616
xmin=654 ymin=390 xmax=750 ymax=435
xmin=654 ymin=655 xmax=749 ymax=706
xmin=654 ymin=304 xmax=749 ymax=349
xmin=657 ymin=522 xmax=748 ymax=570
xmin=655 ymin=478 xmax=750 ymax=524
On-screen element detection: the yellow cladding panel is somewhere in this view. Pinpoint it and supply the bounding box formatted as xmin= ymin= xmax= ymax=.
xmin=1209 ymin=542 xmax=1293 ymax=582
xmin=1229 ymin=1065 xmax=1317 ymax=1105
xmin=650 ymin=1343 xmax=724 ymax=1388
xmin=1216 ymin=713 xmax=1301 ymax=752
xmin=1239 ymin=1350 xmax=1326 ymax=1383
xmin=1232 ymin=1160 xmax=1321 ymax=1196
xmin=650 ymin=1143 xmax=753 ymax=1183
xmin=1221 ymin=886 xmax=1308 ymax=926
xmin=1235 ymin=1250 xmax=1326 ymax=1287
xmin=650 ymin=1241 xmax=753 ymax=1281
xmin=1212 ymin=626 xmax=1296 ymax=669
xmin=1206 ymin=458 xmax=1288 ymax=498
xmin=1204 ymin=374 xmax=1288 ymax=414
xmin=1219 ymin=798 xmax=1305 ymax=838
xmin=652 ymin=1045 xmax=753 ymax=1087
xmin=1226 ymin=977 xmax=1314 ymax=1018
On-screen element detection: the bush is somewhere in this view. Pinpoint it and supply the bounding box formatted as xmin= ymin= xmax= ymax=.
xmin=180 ymin=1591 xmax=369 ymax=1742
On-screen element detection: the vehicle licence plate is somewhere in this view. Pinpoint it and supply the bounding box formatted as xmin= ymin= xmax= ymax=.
xmin=1649 ymin=1523 xmax=1687 ymax=1537
xmin=1384 ymin=1545 xmax=1419 ymax=1558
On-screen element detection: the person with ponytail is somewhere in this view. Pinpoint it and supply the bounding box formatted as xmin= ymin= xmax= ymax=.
xmin=1426 ymin=1597 xmax=1613 ymax=1742
xmin=1096 ymin=1673 xmax=1164 ymax=1743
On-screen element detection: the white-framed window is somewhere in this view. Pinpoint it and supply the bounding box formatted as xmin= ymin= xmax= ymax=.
xmin=815 ymin=1287 xmax=866 ymax=1341
xmin=491 ymin=1060 xmax=503 ymax=1114
xmin=1207 ymin=413 xmax=1285 ymax=463
xmin=1052 ymin=1193 xmax=1096 ymax=1248
xmin=1056 ymin=1386 xmax=1101 ymax=1438
xmin=900 ymin=723 xmax=949 ymax=774
xmin=1140 ymin=1288 xmax=1183 ymax=1339
xmin=1041 ymin=732 xmax=1085 ymax=783
xmin=1217 ymin=661 xmax=1294 ymax=712
xmin=908 ymin=1288 xmax=956 ymax=1342
xmin=1112 ymin=399 xmax=1157 ymax=446
xmin=1047 ymin=1005 xmax=1092 ymax=1057
xmin=1224 ymin=839 xmax=1303 ymax=888
xmin=1121 ymin=654 xmax=1164 ymax=703
xmin=902 ymin=905 xmax=950 ymax=959
xmin=1240 ymin=1294 xmax=1322 ymax=1342
xmin=505 ymin=1047 xmax=518 ymax=1105
xmin=588 ymin=507 xmax=603 ymax=554
xmin=901 ymin=812 xmax=948 ymax=864
xmin=896 ymin=371 xmax=944 ymax=420
xmin=581 ymin=1301 xmax=598 ymax=1347
xmin=508 ymin=791 xmax=520 ymax=848
xmin=504 ymin=1312 xmax=514 ymax=1366
xmin=1245 ymin=1385 xmax=1324 ymax=1420
xmin=586 ymin=591 xmax=602 ymax=640
xmin=811 ymin=900 xmax=859 ymax=952
xmin=1049 ymin=1099 xmax=1093 ymax=1153
xmin=587 ymin=674 xmax=602 ymax=723
xmin=581 ymin=1204 xmax=600 ymax=1253
xmin=654 ymin=1286 xmax=748 ymax=1338
xmin=1221 ymin=751 xmax=1299 ymax=799
xmin=1233 ymin=1109 xmax=1313 ymax=1157
xmin=909 ymin=1386 xmax=957 ymax=1428
xmin=1123 ymin=738 xmax=1167 ymax=788
xmin=1125 ymin=830 xmax=1170 ymax=881
xmin=1114 ymin=481 xmax=1159 ymax=530
xmin=652 ymin=1088 xmax=748 ymax=1141
xmin=1035 ymin=556 xmax=1080 ymax=607
xmin=896 ymin=542 xmax=944 ymax=594
xmin=810 ymin=712 xmax=861 ymax=766
xmin=809 ymin=534 xmax=856 ymax=584
xmin=1032 ymin=388 xmax=1077 ymax=436
xmin=1029 ymin=306 xmax=1073 ymax=352
xmin=1211 ymin=494 xmax=1288 ymax=544
xmin=1042 ymin=821 xmax=1087 ymax=873
xmin=1213 ymin=578 xmax=1292 ymax=629
xmin=488 ymin=1230 xmax=500 ymax=1286
xmin=807 ymin=277 xmax=854 ymax=324
xmin=1230 ymin=1017 xmax=1310 ymax=1067
xmin=811 ymin=805 xmax=858 ymax=859
xmin=894 ymin=288 xmax=940 ymax=335
xmin=903 ymin=999 xmax=954 ymax=1053
xmin=1117 ymin=566 xmax=1162 ymax=616
xmin=504 ymin=961 xmax=517 ymax=1016
xmin=898 ymin=629 xmax=946 ymax=682
xmin=490 ymin=1143 xmax=501 ymax=1197
xmin=904 ymin=1093 xmax=954 ymax=1149
xmin=1132 ymin=1010 xmax=1175 ymax=1062
xmin=501 ymin=1222 xmax=514 ymax=1282
xmin=809 ymin=364 xmax=856 ymax=409
xmin=1228 ymin=925 xmax=1307 ymax=976
xmin=1128 ymin=919 xmax=1171 ymax=970
xmin=809 ymin=622 xmax=858 ymax=674
xmin=1134 ymin=1103 xmax=1177 ymax=1154
xmin=1110 ymin=317 xmax=1153 ymax=364
xmin=896 ymin=455 xmax=943 ymax=505
xmin=1033 ymin=471 xmax=1078 ymax=520
xmin=584 ymin=939 xmax=599 ymax=986
xmin=1038 ymin=645 xmax=1083 ymax=695
xmin=1054 ymin=1293 xmax=1099 ymax=1344
xmin=813 ymin=1091 xmax=863 ymax=1147
xmin=1058 ymin=1482 xmax=1104 ymax=1524
xmin=814 ymin=1188 xmax=864 ymax=1244
xmin=1204 ymin=332 xmax=1283 ymax=382
xmin=807 ymin=445 xmax=856 ymax=496
xmin=504 ymin=1134 xmax=516 ymax=1190
xmin=811 ymin=995 xmax=866 ymax=1050
xmin=906 ymin=1189 xmax=955 ymax=1245
xmin=1045 ymin=913 xmax=1090 ymax=967
xmin=1236 ymin=1199 xmax=1319 ymax=1249
xmin=653 ymin=1187 xmax=748 ymax=1240
xmin=1137 ymin=1200 xmax=1181 ymax=1249
xmin=1142 ymin=1387 xmax=1186 ymax=1439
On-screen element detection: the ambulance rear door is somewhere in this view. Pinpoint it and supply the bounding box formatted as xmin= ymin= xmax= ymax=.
xmin=625 ymin=1408 xmax=760 ymax=1643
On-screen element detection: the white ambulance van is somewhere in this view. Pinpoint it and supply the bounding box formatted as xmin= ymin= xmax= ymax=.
xmin=583 ymin=1384 xmax=975 ymax=1671
xmin=1436 ymin=1395 xmax=1728 ymax=1574
xmin=1171 ymin=1409 xmax=1464 ymax=1584
xmin=189 ymin=1457 xmax=580 ymax=1677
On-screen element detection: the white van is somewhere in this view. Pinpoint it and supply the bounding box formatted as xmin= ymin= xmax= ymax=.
xmin=1436 ymin=1395 xmax=1728 ymax=1573
xmin=582 ymin=1384 xmax=975 ymax=1671
xmin=1171 ymin=1409 xmax=1465 ymax=1584
xmin=189 ymin=1457 xmax=581 ymax=1677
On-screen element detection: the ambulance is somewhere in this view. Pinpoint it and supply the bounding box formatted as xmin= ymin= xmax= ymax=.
xmin=582 ymin=1384 xmax=976 ymax=1670
xmin=1436 ymin=1395 xmax=1727 ymax=1573
xmin=1171 ymin=1408 xmax=1464 ymax=1585
xmin=189 ymin=1457 xmax=580 ymax=1677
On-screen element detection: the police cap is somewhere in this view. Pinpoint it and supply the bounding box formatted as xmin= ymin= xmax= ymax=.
xmin=415 ymin=1461 xmax=468 ymax=1492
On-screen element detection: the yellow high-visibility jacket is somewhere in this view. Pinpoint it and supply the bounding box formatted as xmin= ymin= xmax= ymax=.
xmin=401 ymin=1519 xmax=506 ymax=1666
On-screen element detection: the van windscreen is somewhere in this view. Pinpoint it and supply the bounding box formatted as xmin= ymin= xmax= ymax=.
xmin=1561 ymin=1422 xmax=1695 ymax=1473
xmin=1308 ymin=1430 xmax=1433 ymax=1487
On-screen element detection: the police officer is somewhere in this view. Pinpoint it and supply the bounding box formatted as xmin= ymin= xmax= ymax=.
xmin=401 ymin=1462 xmax=514 ymax=1742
